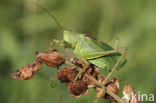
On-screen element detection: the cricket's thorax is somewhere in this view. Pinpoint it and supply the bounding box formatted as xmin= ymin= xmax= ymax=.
xmin=63 ymin=30 xmax=85 ymax=48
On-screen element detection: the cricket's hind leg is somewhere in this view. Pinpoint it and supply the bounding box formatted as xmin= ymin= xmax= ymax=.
xmin=101 ymin=47 xmax=127 ymax=85
xmin=84 ymin=47 xmax=125 ymax=60
xmin=106 ymin=37 xmax=119 ymax=49
xmin=92 ymin=47 xmax=127 ymax=102
xmin=82 ymin=47 xmax=127 ymax=83
xmin=74 ymin=47 xmax=127 ymax=81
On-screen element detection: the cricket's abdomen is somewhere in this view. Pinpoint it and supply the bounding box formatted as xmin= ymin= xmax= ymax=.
xmin=74 ymin=37 xmax=126 ymax=69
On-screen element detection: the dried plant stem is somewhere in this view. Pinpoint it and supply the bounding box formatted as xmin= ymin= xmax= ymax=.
xmin=106 ymin=88 xmax=123 ymax=103
xmin=85 ymin=74 xmax=124 ymax=103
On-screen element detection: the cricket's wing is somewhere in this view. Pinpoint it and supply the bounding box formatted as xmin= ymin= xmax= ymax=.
xmin=74 ymin=37 xmax=126 ymax=69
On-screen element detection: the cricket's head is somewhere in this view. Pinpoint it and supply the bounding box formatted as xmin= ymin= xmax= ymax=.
xmin=63 ymin=30 xmax=84 ymax=48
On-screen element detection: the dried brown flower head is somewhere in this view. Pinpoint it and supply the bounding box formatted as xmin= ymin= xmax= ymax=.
xmin=36 ymin=51 xmax=64 ymax=68
xmin=67 ymin=80 xmax=88 ymax=98
xmin=57 ymin=67 xmax=77 ymax=83
xmin=10 ymin=59 xmax=42 ymax=80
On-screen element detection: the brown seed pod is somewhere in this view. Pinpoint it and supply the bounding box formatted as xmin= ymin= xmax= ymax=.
xmin=57 ymin=68 xmax=77 ymax=83
xmin=36 ymin=51 xmax=64 ymax=68
xmin=67 ymin=80 xmax=88 ymax=98
xmin=10 ymin=59 xmax=43 ymax=80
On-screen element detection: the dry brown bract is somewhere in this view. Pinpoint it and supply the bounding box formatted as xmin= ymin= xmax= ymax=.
xmin=10 ymin=59 xmax=42 ymax=80
xmin=36 ymin=51 xmax=64 ymax=68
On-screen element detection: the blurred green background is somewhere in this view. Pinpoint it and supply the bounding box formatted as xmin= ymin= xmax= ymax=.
xmin=0 ymin=0 xmax=156 ymax=103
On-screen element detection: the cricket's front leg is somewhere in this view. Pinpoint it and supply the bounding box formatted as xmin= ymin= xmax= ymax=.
xmin=74 ymin=58 xmax=89 ymax=80
xmin=47 ymin=40 xmax=63 ymax=52
xmin=73 ymin=44 xmax=90 ymax=80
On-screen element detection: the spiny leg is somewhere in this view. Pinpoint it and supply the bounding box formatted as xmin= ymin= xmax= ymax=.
xmin=115 ymin=38 xmax=119 ymax=49
xmin=106 ymin=37 xmax=119 ymax=44
xmin=106 ymin=37 xmax=119 ymax=49
xmin=93 ymin=47 xmax=127 ymax=102
xmin=102 ymin=47 xmax=127 ymax=85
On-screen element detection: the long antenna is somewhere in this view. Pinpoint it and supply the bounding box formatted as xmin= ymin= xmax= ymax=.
xmin=33 ymin=0 xmax=64 ymax=31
